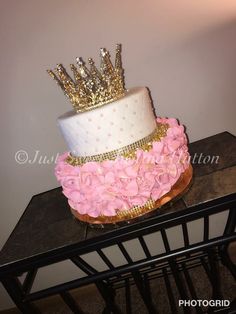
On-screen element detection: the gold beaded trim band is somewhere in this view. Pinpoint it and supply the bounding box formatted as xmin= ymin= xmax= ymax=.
xmin=117 ymin=199 xmax=156 ymax=219
xmin=70 ymin=199 xmax=156 ymax=224
xmin=66 ymin=123 xmax=169 ymax=166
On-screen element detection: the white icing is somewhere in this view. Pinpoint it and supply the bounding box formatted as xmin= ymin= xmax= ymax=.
xmin=57 ymin=87 xmax=157 ymax=156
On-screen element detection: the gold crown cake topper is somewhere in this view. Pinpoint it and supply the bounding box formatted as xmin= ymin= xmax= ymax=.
xmin=47 ymin=44 xmax=125 ymax=113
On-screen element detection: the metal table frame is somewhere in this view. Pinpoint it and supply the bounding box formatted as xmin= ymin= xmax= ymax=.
xmin=1 ymin=194 xmax=235 ymax=313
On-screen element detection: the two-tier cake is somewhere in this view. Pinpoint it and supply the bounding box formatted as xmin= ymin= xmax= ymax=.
xmin=48 ymin=45 xmax=192 ymax=224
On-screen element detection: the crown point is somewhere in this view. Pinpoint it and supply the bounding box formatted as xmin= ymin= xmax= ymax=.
xmin=100 ymin=48 xmax=107 ymax=57
xmin=70 ymin=63 xmax=78 ymax=71
xmin=47 ymin=69 xmax=57 ymax=80
xmin=76 ymin=57 xmax=84 ymax=66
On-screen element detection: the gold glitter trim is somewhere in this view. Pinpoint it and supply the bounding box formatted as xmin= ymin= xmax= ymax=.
xmin=70 ymin=164 xmax=193 ymax=224
xmin=117 ymin=199 xmax=156 ymax=219
xmin=66 ymin=123 xmax=168 ymax=166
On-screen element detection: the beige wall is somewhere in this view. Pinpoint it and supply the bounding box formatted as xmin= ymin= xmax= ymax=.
xmin=1 ymin=0 xmax=236 ymax=309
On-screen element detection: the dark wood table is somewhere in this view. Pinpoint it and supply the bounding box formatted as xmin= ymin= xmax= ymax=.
xmin=0 ymin=132 xmax=236 ymax=313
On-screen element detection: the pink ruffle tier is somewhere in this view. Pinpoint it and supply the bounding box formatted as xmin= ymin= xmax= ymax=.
xmin=55 ymin=118 xmax=190 ymax=218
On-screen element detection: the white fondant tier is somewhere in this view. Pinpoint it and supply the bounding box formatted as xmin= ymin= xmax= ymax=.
xmin=57 ymin=87 xmax=157 ymax=156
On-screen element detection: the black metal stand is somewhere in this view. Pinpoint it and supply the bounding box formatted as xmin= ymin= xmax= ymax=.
xmin=1 ymin=277 xmax=40 ymax=314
